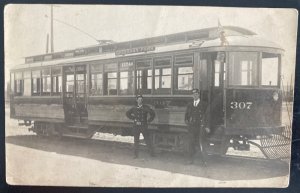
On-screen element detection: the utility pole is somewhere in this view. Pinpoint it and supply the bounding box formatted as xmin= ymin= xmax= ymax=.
xmin=45 ymin=4 xmax=101 ymax=52
xmin=46 ymin=33 xmax=49 ymax=53
xmin=50 ymin=4 xmax=54 ymax=53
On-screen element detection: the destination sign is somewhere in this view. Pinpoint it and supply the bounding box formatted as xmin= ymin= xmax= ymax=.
xmin=115 ymin=46 xmax=155 ymax=56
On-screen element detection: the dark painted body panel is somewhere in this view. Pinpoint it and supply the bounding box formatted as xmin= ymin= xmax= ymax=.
xmin=10 ymin=96 xmax=65 ymax=122
xmin=225 ymin=88 xmax=282 ymax=134
xmin=87 ymin=96 xmax=195 ymax=131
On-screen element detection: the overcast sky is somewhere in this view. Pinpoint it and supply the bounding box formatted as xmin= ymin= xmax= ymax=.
xmin=4 ymin=4 xmax=298 ymax=85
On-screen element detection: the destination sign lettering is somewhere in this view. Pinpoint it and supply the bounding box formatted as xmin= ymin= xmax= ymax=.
xmin=115 ymin=46 xmax=155 ymax=56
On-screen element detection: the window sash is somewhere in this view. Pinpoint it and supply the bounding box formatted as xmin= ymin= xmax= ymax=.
xmin=154 ymin=68 xmax=171 ymax=90
xmin=228 ymin=52 xmax=258 ymax=86
xmin=176 ymin=67 xmax=193 ymax=91
xmin=32 ymin=78 xmax=41 ymax=94
xmin=52 ymin=76 xmax=62 ymax=93
xmin=119 ymin=70 xmax=134 ymax=95
xmin=42 ymin=76 xmax=51 ymax=93
xmin=91 ymin=73 xmax=103 ymax=95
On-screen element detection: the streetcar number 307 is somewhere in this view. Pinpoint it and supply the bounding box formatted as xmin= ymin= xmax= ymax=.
xmin=230 ymin=102 xmax=253 ymax=109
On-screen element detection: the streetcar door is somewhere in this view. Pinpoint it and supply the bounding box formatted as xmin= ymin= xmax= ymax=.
xmin=63 ymin=65 xmax=87 ymax=123
xmin=202 ymin=52 xmax=225 ymax=131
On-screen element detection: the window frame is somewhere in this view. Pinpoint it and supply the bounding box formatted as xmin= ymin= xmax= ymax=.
xmin=227 ymin=51 xmax=259 ymax=88
xmin=41 ymin=68 xmax=51 ymax=96
xmin=173 ymin=54 xmax=194 ymax=94
xmin=118 ymin=61 xmax=134 ymax=96
xmin=14 ymin=71 xmax=24 ymax=96
xmin=90 ymin=64 xmax=103 ymax=96
xmin=51 ymin=67 xmax=62 ymax=96
xmin=31 ymin=70 xmax=41 ymax=96
xmin=23 ymin=70 xmax=31 ymax=96
xmin=10 ymin=72 xmax=14 ymax=94
xmin=153 ymin=57 xmax=172 ymax=95
xmin=103 ymin=63 xmax=118 ymax=96
xmin=135 ymin=59 xmax=153 ymax=95
xmin=260 ymin=52 xmax=281 ymax=88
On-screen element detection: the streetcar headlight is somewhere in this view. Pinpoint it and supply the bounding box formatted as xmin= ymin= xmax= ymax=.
xmin=273 ymin=92 xmax=279 ymax=101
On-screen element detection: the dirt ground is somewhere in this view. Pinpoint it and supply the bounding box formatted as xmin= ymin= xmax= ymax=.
xmin=5 ymin=103 xmax=292 ymax=187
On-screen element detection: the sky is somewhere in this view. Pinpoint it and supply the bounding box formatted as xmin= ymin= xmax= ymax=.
xmin=4 ymin=4 xmax=298 ymax=86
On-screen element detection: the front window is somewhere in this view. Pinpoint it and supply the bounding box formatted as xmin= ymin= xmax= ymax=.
xmin=261 ymin=53 xmax=279 ymax=86
xmin=228 ymin=52 xmax=258 ymax=86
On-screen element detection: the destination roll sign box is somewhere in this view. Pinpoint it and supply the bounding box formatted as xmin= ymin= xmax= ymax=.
xmin=115 ymin=46 xmax=155 ymax=56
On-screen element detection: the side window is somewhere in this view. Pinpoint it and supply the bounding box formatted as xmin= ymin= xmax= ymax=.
xmin=119 ymin=61 xmax=134 ymax=95
xmin=32 ymin=70 xmax=41 ymax=96
xmin=90 ymin=64 xmax=103 ymax=96
xmin=10 ymin=73 xmax=14 ymax=94
xmin=136 ymin=60 xmax=152 ymax=95
xmin=66 ymin=74 xmax=74 ymax=93
xmin=42 ymin=69 xmax=51 ymax=95
xmin=154 ymin=57 xmax=171 ymax=94
xmin=75 ymin=66 xmax=87 ymax=98
xmin=107 ymin=72 xmax=117 ymax=95
xmin=200 ymin=59 xmax=208 ymax=90
xmin=23 ymin=71 xmax=31 ymax=96
xmin=104 ymin=63 xmax=118 ymax=95
xmin=174 ymin=55 xmax=194 ymax=94
xmin=52 ymin=67 xmax=62 ymax=95
xmin=14 ymin=72 xmax=23 ymax=96
xmin=76 ymin=74 xmax=86 ymax=96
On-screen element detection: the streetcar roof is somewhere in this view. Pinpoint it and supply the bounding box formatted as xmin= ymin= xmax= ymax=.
xmin=201 ymin=35 xmax=283 ymax=49
xmin=11 ymin=26 xmax=283 ymax=71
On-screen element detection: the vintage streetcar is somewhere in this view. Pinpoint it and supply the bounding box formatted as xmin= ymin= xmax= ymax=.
xmin=9 ymin=26 xmax=289 ymax=159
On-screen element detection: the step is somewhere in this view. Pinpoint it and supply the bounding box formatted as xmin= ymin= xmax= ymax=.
xmin=62 ymin=132 xmax=92 ymax=139
xmin=67 ymin=124 xmax=89 ymax=129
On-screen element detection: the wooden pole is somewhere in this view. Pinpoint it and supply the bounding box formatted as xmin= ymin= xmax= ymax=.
xmin=51 ymin=5 xmax=54 ymax=53
xmin=46 ymin=33 xmax=49 ymax=54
